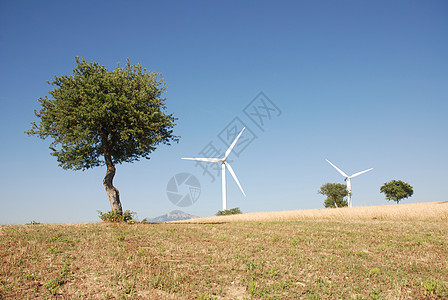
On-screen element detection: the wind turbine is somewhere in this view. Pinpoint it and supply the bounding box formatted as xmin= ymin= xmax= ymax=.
xmin=325 ymin=159 xmax=373 ymax=207
xmin=182 ymin=128 xmax=246 ymax=210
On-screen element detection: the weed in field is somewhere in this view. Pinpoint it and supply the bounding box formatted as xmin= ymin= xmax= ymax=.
xmin=23 ymin=273 xmax=42 ymax=281
xmin=115 ymin=233 xmax=125 ymax=241
xmin=44 ymin=280 xmax=59 ymax=296
xmin=290 ymin=237 xmax=298 ymax=246
xmin=271 ymin=236 xmax=280 ymax=242
xmin=197 ymin=293 xmax=220 ymax=300
xmin=436 ymin=282 xmax=448 ymax=298
xmin=253 ymin=246 xmax=264 ymax=252
xmin=245 ymin=261 xmax=257 ymax=271
xmin=377 ymin=242 xmax=393 ymax=251
xmin=267 ymin=267 xmax=280 ymax=279
xmin=15 ymin=259 xmax=24 ymax=266
xmin=247 ymin=281 xmax=257 ymax=295
xmin=423 ymin=280 xmax=438 ymax=294
xmin=368 ymin=268 xmax=381 ymax=277
xmin=355 ymin=251 xmax=368 ymax=258
xmin=369 ymin=288 xmax=382 ymax=300
xmin=121 ymin=279 xmax=136 ymax=296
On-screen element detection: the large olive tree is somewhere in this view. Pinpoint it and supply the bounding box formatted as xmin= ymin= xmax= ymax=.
xmin=26 ymin=57 xmax=178 ymax=213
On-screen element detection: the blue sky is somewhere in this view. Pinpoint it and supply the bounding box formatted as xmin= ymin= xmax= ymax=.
xmin=0 ymin=0 xmax=447 ymax=224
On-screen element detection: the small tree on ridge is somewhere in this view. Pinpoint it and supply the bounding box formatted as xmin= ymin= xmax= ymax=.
xmin=380 ymin=180 xmax=413 ymax=204
xmin=319 ymin=183 xmax=348 ymax=208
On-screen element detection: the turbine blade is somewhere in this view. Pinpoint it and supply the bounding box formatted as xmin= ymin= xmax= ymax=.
xmin=224 ymin=161 xmax=246 ymax=197
xmin=326 ymin=159 xmax=348 ymax=178
xmin=350 ymin=168 xmax=373 ymax=178
xmin=181 ymin=157 xmax=221 ymax=163
xmin=224 ymin=127 xmax=246 ymax=160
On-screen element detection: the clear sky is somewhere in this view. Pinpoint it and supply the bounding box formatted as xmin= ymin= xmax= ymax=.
xmin=1 ymin=0 xmax=447 ymax=224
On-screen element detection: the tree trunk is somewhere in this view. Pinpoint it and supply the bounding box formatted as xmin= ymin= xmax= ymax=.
xmin=103 ymin=164 xmax=122 ymax=212
xmin=102 ymin=138 xmax=122 ymax=213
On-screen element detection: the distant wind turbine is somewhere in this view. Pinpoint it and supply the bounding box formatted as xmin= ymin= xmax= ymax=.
xmin=325 ymin=159 xmax=373 ymax=207
xmin=182 ymin=128 xmax=246 ymax=210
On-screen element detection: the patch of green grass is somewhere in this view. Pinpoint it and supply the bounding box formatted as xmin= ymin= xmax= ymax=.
xmin=44 ymin=280 xmax=60 ymax=296
xmin=368 ymin=268 xmax=381 ymax=277
xmin=267 ymin=267 xmax=280 ymax=279
xmin=423 ymin=280 xmax=438 ymax=294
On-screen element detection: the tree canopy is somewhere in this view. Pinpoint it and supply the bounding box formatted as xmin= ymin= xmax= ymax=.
xmin=26 ymin=57 xmax=178 ymax=213
xmin=380 ymin=180 xmax=413 ymax=204
xmin=318 ymin=183 xmax=348 ymax=208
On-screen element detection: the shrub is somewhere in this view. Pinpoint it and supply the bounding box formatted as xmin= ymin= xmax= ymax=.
xmin=216 ymin=207 xmax=242 ymax=216
xmin=25 ymin=220 xmax=41 ymax=225
xmin=98 ymin=210 xmax=136 ymax=223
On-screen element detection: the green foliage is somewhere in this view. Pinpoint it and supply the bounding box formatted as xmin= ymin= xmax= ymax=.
xmin=216 ymin=207 xmax=242 ymax=216
xmin=248 ymin=281 xmax=257 ymax=295
xmin=25 ymin=221 xmax=41 ymax=225
xmin=423 ymin=280 xmax=438 ymax=293
xmin=267 ymin=267 xmax=280 ymax=279
xmin=368 ymin=268 xmax=381 ymax=277
xmin=98 ymin=210 xmax=136 ymax=223
xmin=44 ymin=280 xmax=60 ymax=296
xmin=290 ymin=238 xmax=298 ymax=246
xmin=26 ymin=57 xmax=179 ymax=212
xmin=380 ymin=180 xmax=414 ymax=204
xmin=197 ymin=294 xmax=217 ymax=300
xmin=43 ymin=262 xmax=71 ymax=296
xmin=318 ymin=183 xmax=348 ymax=208
xmin=26 ymin=57 xmax=179 ymax=171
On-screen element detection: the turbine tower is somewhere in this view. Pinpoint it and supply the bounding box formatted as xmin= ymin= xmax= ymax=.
xmin=326 ymin=159 xmax=373 ymax=207
xmin=182 ymin=128 xmax=246 ymax=210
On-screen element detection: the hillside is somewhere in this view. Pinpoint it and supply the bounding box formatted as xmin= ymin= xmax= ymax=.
xmin=1 ymin=202 xmax=447 ymax=299
xmin=174 ymin=201 xmax=448 ymax=223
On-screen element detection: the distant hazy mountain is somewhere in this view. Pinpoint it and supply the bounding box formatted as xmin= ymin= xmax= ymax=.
xmin=145 ymin=210 xmax=199 ymax=223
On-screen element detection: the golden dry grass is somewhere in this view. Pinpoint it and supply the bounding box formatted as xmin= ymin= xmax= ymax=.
xmin=1 ymin=202 xmax=447 ymax=299
xmin=174 ymin=201 xmax=448 ymax=224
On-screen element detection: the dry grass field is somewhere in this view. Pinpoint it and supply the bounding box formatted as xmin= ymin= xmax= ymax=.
xmin=1 ymin=202 xmax=447 ymax=299
xmin=175 ymin=202 xmax=448 ymax=223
